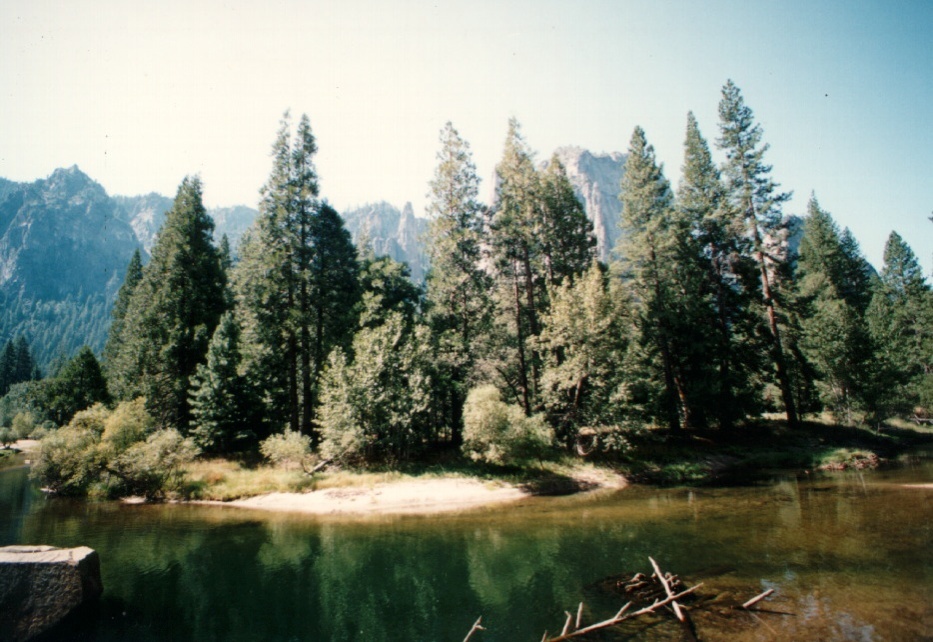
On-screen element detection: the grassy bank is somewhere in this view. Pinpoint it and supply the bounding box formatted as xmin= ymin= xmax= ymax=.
xmin=614 ymin=418 xmax=933 ymax=485
xmin=179 ymin=419 xmax=933 ymax=501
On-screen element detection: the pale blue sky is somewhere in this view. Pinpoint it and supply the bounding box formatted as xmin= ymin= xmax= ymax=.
xmin=1 ymin=0 xmax=930 ymax=274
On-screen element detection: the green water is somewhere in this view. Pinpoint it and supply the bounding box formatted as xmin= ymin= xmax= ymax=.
xmin=1 ymin=458 xmax=930 ymax=641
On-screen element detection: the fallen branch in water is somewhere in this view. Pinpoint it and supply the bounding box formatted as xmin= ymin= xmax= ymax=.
xmin=465 ymin=556 xmax=782 ymax=641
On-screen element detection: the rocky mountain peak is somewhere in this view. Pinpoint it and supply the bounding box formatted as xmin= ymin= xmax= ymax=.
xmin=543 ymin=147 xmax=626 ymax=262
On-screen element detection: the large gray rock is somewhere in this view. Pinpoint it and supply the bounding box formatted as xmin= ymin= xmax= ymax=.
xmin=0 ymin=545 xmax=103 ymax=642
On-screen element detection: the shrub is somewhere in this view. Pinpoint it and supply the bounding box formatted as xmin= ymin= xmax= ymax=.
xmin=11 ymin=412 xmax=36 ymax=440
xmin=462 ymin=385 xmax=554 ymax=465
xmin=31 ymin=426 xmax=102 ymax=494
xmin=0 ymin=427 xmax=14 ymax=448
xmin=110 ymin=429 xmax=199 ymax=498
xmin=261 ymin=430 xmax=312 ymax=470
xmin=101 ymin=398 xmax=155 ymax=453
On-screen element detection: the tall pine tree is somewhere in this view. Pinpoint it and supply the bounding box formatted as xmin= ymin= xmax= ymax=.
xmin=717 ymin=80 xmax=799 ymax=427
xmin=424 ymin=122 xmax=492 ymax=443
xmin=109 ymin=177 xmax=226 ymax=430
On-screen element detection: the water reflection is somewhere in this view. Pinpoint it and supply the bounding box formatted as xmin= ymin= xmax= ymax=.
xmin=0 ymin=463 xmax=930 ymax=641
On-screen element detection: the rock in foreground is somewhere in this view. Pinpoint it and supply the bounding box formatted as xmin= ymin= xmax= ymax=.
xmin=0 ymin=545 xmax=103 ymax=642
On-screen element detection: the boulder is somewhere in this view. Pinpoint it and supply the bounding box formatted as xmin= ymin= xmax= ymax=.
xmin=0 ymin=545 xmax=103 ymax=642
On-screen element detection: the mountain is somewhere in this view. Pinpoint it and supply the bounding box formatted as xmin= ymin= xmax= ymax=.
xmin=543 ymin=147 xmax=626 ymax=263
xmin=342 ymin=202 xmax=429 ymax=282
xmin=0 ymin=166 xmax=140 ymax=367
xmin=113 ymin=195 xmax=257 ymax=253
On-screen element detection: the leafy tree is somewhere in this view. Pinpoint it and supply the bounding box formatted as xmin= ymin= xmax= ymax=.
xmin=461 ymin=385 xmax=553 ymax=465
xmin=424 ymin=122 xmax=493 ymax=443
xmin=318 ymin=313 xmax=433 ymax=464
xmin=538 ymin=265 xmax=628 ymax=443
xmin=260 ymin=430 xmax=311 ymax=470
xmin=234 ymin=114 xmax=359 ymax=441
xmin=717 ymin=80 xmax=799 ymax=427
xmin=46 ymin=346 xmax=111 ymax=426
xmin=189 ymin=312 xmax=260 ymax=453
xmin=108 ymin=177 xmax=226 ymax=430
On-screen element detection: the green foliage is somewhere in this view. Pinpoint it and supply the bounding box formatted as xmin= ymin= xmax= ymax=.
xmin=32 ymin=424 xmax=102 ymax=495
xmin=103 ymin=248 xmax=143 ymax=379
xmin=233 ymin=114 xmax=360 ymax=438
xmin=0 ymin=427 xmax=14 ymax=447
xmin=260 ymin=430 xmax=312 ymax=470
xmin=45 ymin=346 xmax=110 ymax=425
xmin=461 ymin=385 xmax=553 ymax=465
xmin=110 ymin=429 xmax=199 ymax=498
xmin=0 ymin=380 xmax=51 ymax=428
xmin=189 ymin=312 xmax=260 ymax=453
xmin=318 ymin=314 xmax=433 ymax=463
xmin=32 ymin=399 xmax=197 ymax=498
xmin=0 ymin=335 xmax=39 ymax=396
xmin=107 ymin=177 xmax=226 ymax=430
xmin=538 ymin=265 xmax=628 ymax=443
xmin=866 ymin=232 xmax=933 ymax=414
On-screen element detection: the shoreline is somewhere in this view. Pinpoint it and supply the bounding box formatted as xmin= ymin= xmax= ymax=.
xmin=194 ymin=469 xmax=628 ymax=516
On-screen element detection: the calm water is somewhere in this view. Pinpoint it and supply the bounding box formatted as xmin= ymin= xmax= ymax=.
xmin=1 ymin=456 xmax=930 ymax=641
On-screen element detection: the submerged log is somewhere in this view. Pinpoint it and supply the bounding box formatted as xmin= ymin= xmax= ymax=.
xmin=0 ymin=545 xmax=103 ymax=642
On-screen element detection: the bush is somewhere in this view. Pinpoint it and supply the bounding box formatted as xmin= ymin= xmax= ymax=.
xmin=260 ymin=430 xmax=312 ymax=470
xmin=31 ymin=425 xmax=102 ymax=494
xmin=462 ymin=385 xmax=554 ymax=465
xmin=0 ymin=427 xmax=14 ymax=448
xmin=11 ymin=412 xmax=36 ymax=441
xmin=101 ymin=398 xmax=155 ymax=453
xmin=32 ymin=398 xmax=196 ymax=499
xmin=110 ymin=429 xmax=199 ymax=498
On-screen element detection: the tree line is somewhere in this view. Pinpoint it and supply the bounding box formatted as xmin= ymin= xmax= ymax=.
xmin=5 ymin=83 xmax=932 ymax=468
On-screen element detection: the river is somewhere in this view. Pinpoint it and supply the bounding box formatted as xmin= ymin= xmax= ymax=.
xmin=1 ymin=455 xmax=930 ymax=641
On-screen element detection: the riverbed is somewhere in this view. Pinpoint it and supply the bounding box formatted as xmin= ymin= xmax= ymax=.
xmin=1 ymin=455 xmax=930 ymax=641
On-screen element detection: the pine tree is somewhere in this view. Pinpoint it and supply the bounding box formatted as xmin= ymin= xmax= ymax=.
xmin=867 ymin=232 xmax=933 ymax=412
xmin=538 ymin=155 xmax=597 ymax=286
xmin=677 ymin=112 xmax=760 ymax=426
xmin=486 ymin=119 xmax=549 ymax=414
xmin=424 ymin=122 xmax=493 ymax=443
xmin=189 ymin=312 xmax=259 ymax=452
xmin=617 ymin=126 xmax=698 ymax=431
xmin=46 ymin=346 xmax=111 ymax=425
xmin=110 ymin=177 xmax=226 ymax=430
xmin=717 ymin=80 xmax=799 ymax=427
xmin=103 ymin=248 xmax=143 ymax=388
xmin=234 ymin=114 xmax=359 ymax=441
xmin=795 ymin=197 xmax=876 ymax=420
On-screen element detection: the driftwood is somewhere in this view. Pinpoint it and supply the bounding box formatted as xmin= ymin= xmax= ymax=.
xmin=465 ymin=556 xmax=780 ymax=641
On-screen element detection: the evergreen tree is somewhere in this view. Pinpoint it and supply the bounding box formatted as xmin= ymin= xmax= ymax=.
xmin=677 ymin=112 xmax=760 ymax=426
xmin=424 ymin=122 xmax=493 ymax=443
xmin=46 ymin=346 xmax=111 ymax=426
xmin=538 ymin=155 xmax=597 ymax=286
xmin=867 ymin=232 xmax=933 ymax=412
xmin=717 ymin=80 xmax=799 ymax=427
xmin=234 ymin=114 xmax=359 ymax=441
xmin=109 ymin=177 xmax=226 ymax=430
xmin=617 ymin=126 xmax=701 ymax=431
xmin=795 ymin=197 xmax=876 ymax=420
xmin=486 ymin=119 xmax=545 ymax=414
xmin=189 ymin=312 xmax=259 ymax=452
xmin=103 ymin=248 xmax=144 ymax=387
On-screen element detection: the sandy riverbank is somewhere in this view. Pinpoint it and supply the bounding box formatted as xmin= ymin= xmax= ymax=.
xmin=202 ymin=468 xmax=627 ymax=516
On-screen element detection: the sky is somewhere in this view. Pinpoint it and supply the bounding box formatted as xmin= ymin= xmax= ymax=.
xmin=1 ymin=0 xmax=931 ymax=275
